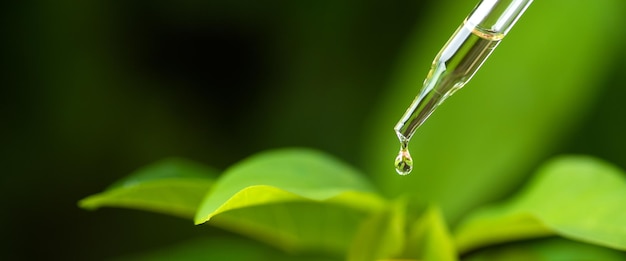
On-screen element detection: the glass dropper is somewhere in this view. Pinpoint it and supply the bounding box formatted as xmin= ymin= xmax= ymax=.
xmin=394 ymin=0 xmax=533 ymax=175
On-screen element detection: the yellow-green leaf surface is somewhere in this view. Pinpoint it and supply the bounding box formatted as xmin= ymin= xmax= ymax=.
xmin=362 ymin=0 xmax=626 ymax=222
xmin=347 ymin=200 xmax=406 ymax=261
xmin=211 ymin=201 xmax=372 ymax=255
xmin=455 ymin=156 xmax=626 ymax=253
xmin=79 ymin=158 xmax=217 ymax=219
xmin=195 ymin=148 xmax=385 ymax=224
xmin=407 ymin=206 xmax=457 ymax=261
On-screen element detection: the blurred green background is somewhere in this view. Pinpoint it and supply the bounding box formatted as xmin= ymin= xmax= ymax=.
xmin=2 ymin=0 xmax=625 ymax=260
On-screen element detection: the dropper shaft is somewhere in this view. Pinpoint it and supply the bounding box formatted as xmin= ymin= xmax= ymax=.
xmin=394 ymin=0 xmax=532 ymax=141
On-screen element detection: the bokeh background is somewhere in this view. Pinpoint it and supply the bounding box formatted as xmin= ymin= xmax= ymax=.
xmin=2 ymin=0 xmax=625 ymax=260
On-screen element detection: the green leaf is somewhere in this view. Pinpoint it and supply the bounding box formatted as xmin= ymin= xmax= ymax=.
xmin=79 ymin=158 xmax=218 ymax=219
xmin=195 ymin=148 xmax=385 ymax=224
xmin=406 ymin=206 xmax=457 ymax=261
xmin=347 ymin=199 xmax=406 ymax=261
xmin=361 ymin=0 xmax=626 ymax=222
xmin=464 ymin=237 xmax=626 ymax=261
xmin=191 ymin=148 xmax=386 ymax=254
xmin=454 ymin=211 xmax=551 ymax=254
xmin=454 ymin=156 xmax=626 ymax=253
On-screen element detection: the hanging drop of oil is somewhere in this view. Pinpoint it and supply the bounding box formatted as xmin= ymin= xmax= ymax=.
xmin=394 ymin=142 xmax=413 ymax=175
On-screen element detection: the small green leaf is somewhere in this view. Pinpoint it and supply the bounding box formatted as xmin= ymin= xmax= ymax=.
xmin=406 ymin=206 xmax=457 ymax=261
xmin=464 ymin=237 xmax=626 ymax=261
xmin=79 ymin=158 xmax=218 ymax=219
xmin=454 ymin=156 xmax=626 ymax=253
xmin=194 ymin=148 xmax=385 ymax=224
xmin=347 ymin=199 xmax=406 ymax=261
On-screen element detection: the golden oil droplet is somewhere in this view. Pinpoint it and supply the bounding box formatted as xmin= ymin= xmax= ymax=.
xmin=394 ymin=141 xmax=413 ymax=175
